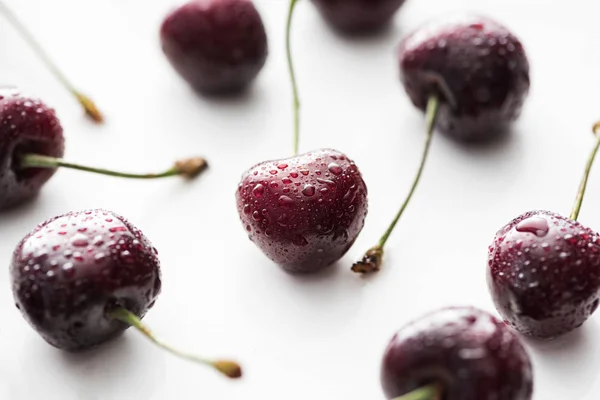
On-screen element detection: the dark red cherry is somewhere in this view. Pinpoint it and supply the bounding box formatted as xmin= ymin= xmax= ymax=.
xmin=11 ymin=209 xmax=161 ymax=351
xmin=310 ymin=0 xmax=405 ymax=33
xmin=0 ymin=90 xmax=206 ymax=211
xmin=398 ymin=15 xmax=530 ymax=142
xmin=381 ymin=307 xmax=533 ymax=400
xmin=488 ymin=210 xmax=600 ymax=339
xmin=236 ymin=148 xmax=368 ymax=273
xmin=0 ymin=89 xmax=64 ymax=210
xmin=160 ymin=0 xmax=268 ymax=94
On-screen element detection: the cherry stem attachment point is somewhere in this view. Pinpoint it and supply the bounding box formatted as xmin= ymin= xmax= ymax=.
xmin=391 ymin=384 xmax=443 ymax=400
xmin=19 ymin=154 xmax=208 ymax=180
xmin=570 ymin=122 xmax=600 ymax=221
xmin=286 ymin=0 xmax=301 ymax=155
xmin=352 ymin=95 xmax=439 ymax=274
xmin=0 ymin=1 xmax=103 ymax=123
xmin=107 ymin=307 xmax=242 ymax=379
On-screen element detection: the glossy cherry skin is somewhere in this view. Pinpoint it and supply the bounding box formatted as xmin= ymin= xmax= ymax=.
xmin=11 ymin=209 xmax=162 ymax=351
xmin=310 ymin=0 xmax=405 ymax=33
xmin=399 ymin=15 xmax=530 ymax=142
xmin=0 ymin=90 xmax=64 ymax=210
xmin=488 ymin=210 xmax=600 ymax=339
xmin=160 ymin=0 xmax=268 ymax=94
xmin=381 ymin=307 xmax=533 ymax=400
xmin=236 ymin=149 xmax=368 ymax=273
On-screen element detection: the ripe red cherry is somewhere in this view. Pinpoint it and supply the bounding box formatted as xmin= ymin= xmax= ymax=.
xmin=399 ymin=15 xmax=530 ymax=142
xmin=11 ymin=209 xmax=241 ymax=378
xmin=160 ymin=0 xmax=268 ymax=94
xmin=381 ymin=307 xmax=534 ymax=400
xmin=236 ymin=149 xmax=368 ymax=273
xmin=0 ymin=90 xmax=207 ymax=211
xmin=310 ymin=0 xmax=406 ymax=33
xmin=488 ymin=122 xmax=600 ymax=338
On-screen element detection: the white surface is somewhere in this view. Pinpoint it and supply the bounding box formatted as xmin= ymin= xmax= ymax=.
xmin=1 ymin=0 xmax=600 ymax=399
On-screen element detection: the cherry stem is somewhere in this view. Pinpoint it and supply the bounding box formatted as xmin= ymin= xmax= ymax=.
xmin=19 ymin=153 xmax=208 ymax=180
xmin=107 ymin=307 xmax=242 ymax=379
xmin=570 ymin=122 xmax=600 ymax=221
xmin=0 ymin=1 xmax=103 ymax=123
xmin=286 ymin=0 xmax=301 ymax=155
xmin=391 ymin=384 xmax=443 ymax=400
xmin=352 ymin=96 xmax=439 ymax=274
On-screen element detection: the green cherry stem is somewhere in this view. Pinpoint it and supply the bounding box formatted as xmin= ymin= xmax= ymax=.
xmin=391 ymin=384 xmax=443 ymax=400
xmin=107 ymin=307 xmax=242 ymax=379
xmin=286 ymin=0 xmax=301 ymax=155
xmin=0 ymin=1 xmax=103 ymax=123
xmin=570 ymin=121 xmax=600 ymax=221
xmin=352 ymin=95 xmax=440 ymax=274
xmin=20 ymin=154 xmax=208 ymax=180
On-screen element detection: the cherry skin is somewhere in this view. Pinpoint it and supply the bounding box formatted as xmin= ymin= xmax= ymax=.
xmin=11 ymin=209 xmax=161 ymax=351
xmin=381 ymin=307 xmax=534 ymax=400
xmin=488 ymin=210 xmax=600 ymax=339
xmin=160 ymin=0 xmax=268 ymax=94
xmin=0 ymin=90 xmax=64 ymax=210
xmin=398 ymin=15 xmax=530 ymax=142
xmin=236 ymin=148 xmax=368 ymax=273
xmin=310 ymin=0 xmax=405 ymax=33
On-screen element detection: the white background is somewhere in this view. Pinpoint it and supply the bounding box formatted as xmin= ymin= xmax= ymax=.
xmin=0 ymin=0 xmax=599 ymax=399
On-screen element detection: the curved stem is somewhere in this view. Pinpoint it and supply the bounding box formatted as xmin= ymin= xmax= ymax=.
xmin=108 ymin=307 xmax=242 ymax=379
xmin=286 ymin=0 xmax=301 ymax=155
xmin=391 ymin=384 xmax=443 ymax=400
xmin=0 ymin=1 xmax=103 ymax=122
xmin=352 ymin=96 xmax=439 ymax=274
xmin=19 ymin=154 xmax=207 ymax=180
xmin=570 ymin=122 xmax=600 ymax=221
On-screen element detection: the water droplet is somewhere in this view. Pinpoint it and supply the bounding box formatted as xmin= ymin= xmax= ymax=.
xmin=252 ymin=211 xmax=261 ymax=221
xmin=269 ymin=170 xmax=278 ymax=175
xmin=290 ymin=172 xmax=299 ymax=178
xmin=282 ymin=178 xmax=292 ymax=184
xmin=109 ymin=226 xmax=127 ymax=233
xmin=316 ymin=178 xmax=335 ymax=186
xmin=252 ymin=184 xmax=264 ymax=197
xmin=94 ymin=253 xmax=106 ymax=263
xmin=71 ymin=233 xmax=89 ymax=247
xmin=121 ymin=251 xmax=134 ymax=263
xmin=302 ymin=184 xmax=315 ymax=197
xmin=277 ymin=163 xmax=288 ymax=170
xmin=246 ymin=225 xmax=252 ymax=232
xmin=278 ymin=195 xmax=294 ymax=207
xmin=328 ymin=163 xmax=342 ymax=176
xmin=243 ymin=204 xmax=251 ymax=215
xmin=516 ymin=217 xmax=549 ymax=237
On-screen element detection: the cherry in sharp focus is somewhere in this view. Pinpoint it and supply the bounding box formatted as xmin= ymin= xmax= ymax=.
xmin=11 ymin=209 xmax=242 ymax=379
xmin=0 ymin=1 xmax=102 ymax=122
xmin=488 ymin=122 xmax=600 ymax=339
xmin=352 ymin=14 xmax=530 ymax=274
xmin=381 ymin=307 xmax=533 ymax=400
xmin=0 ymin=90 xmax=207 ymax=211
xmin=160 ymin=0 xmax=268 ymax=95
xmin=310 ymin=0 xmax=406 ymax=34
xmin=235 ymin=1 xmax=369 ymax=274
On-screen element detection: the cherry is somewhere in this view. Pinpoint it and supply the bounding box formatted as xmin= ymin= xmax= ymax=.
xmin=0 ymin=90 xmax=207 ymax=211
xmin=235 ymin=1 xmax=368 ymax=273
xmin=236 ymin=149 xmax=368 ymax=273
xmin=399 ymin=14 xmax=530 ymax=142
xmin=11 ymin=209 xmax=242 ymax=379
xmin=160 ymin=0 xmax=268 ymax=94
xmin=0 ymin=1 xmax=102 ymax=122
xmin=488 ymin=123 xmax=600 ymax=339
xmin=353 ymin=15 xmax=529 ymax=274
xmin=381 ymin=307 xmax=533 ymax=400
xmin=310 ymin=0 xmax=406 ymax=33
